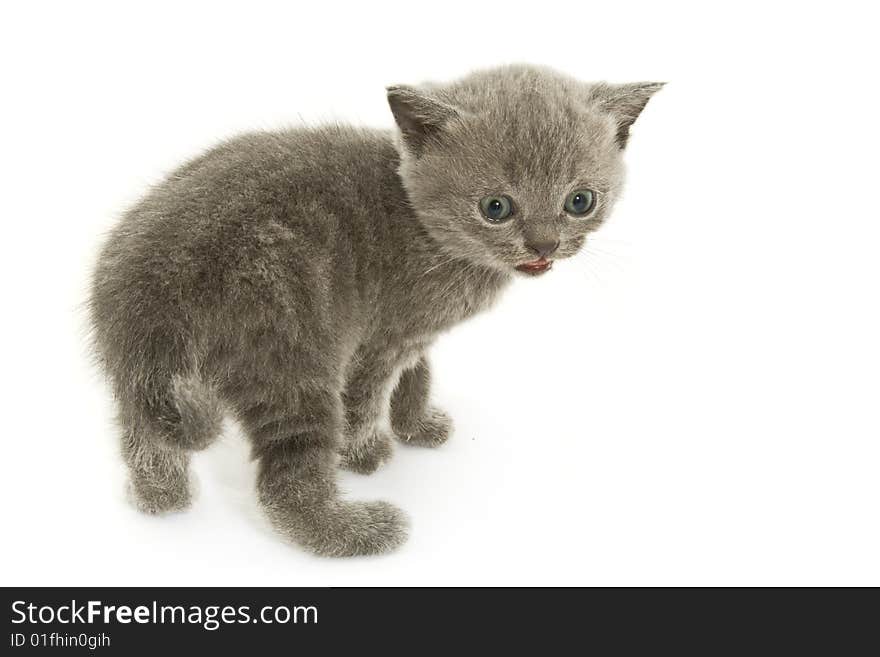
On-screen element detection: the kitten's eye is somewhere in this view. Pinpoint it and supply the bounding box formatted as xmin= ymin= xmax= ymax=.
xmin=479 ymin=195 xmax=514 ymax=223
xmin=564 ymin=189 xmax=596 ymax=216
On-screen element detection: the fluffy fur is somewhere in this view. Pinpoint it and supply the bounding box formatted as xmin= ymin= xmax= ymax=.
xmin=89 ymin=65 xmax=661 ymax=556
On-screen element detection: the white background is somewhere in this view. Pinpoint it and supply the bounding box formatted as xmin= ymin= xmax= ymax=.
xmin=2 ymin=1 xmax=878 ymax=586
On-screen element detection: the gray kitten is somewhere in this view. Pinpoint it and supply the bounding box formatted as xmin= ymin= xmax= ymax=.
xmin=89 ymin=65 xmax=661 ymax=556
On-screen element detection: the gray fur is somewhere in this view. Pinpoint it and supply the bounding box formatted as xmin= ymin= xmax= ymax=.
xmin=88 ymin=64 xmax=661 ymax=556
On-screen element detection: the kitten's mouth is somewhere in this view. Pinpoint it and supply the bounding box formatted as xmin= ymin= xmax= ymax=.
xmin=515 ymin=257 xmax=553 ymax=276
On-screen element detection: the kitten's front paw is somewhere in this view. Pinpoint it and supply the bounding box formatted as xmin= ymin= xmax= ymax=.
xmin=339 ymin=433 xmax=393 ymax=475
xmin=394 ymin=407 xmax=452 ymax=448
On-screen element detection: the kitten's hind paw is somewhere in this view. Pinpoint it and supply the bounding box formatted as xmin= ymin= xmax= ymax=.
xmin=394 ymin=407 xmax=452 ymax=448
xmin=339 ymin=432 xmax=393 ymax=474
xmin=126 ymin=474 xmax=194 ymax=515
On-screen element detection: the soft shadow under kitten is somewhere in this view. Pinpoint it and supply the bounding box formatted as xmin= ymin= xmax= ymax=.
xmin=89 ymin=65 xmax=662 ymax=556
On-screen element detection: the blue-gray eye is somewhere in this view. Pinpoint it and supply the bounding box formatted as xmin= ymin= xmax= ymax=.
xmin=564 ymin=189 xmax=596 ymax=216
xmin=479 ymin=195 xmax=513 ymax=222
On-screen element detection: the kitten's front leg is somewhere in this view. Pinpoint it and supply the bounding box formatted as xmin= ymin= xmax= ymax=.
xmin=339 ymin=353 xmax=401 ymax=474
xmin=390 ymin=356 xmax=452 ymax=448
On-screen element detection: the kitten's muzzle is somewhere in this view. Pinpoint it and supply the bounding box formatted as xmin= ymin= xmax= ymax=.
xmin=515 ymin=239 xmax=558 ymax=276
xmin=525 ymin=239 xmax=560 ymax=260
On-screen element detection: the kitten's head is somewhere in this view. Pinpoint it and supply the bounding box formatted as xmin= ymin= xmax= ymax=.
xmin=387 ymin=65 xmax=662 ymax=276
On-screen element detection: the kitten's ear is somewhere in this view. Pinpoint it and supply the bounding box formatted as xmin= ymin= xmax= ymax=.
xmin=386 ymin=85 xmax=459 ymax=155
xmin=592 ymin=82 xmax=665 ymax=148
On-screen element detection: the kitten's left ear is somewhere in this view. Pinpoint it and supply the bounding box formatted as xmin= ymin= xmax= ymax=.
xmin=592 ymin=82 xmax=665 ymax=148
xmin=386 ymin=85 xmax=459 ymax=155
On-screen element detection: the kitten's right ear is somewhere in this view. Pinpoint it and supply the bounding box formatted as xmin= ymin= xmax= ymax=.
xmin=386 ymin=85 xmax=458 ymax=155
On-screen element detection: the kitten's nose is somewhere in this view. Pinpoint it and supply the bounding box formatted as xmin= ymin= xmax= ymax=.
xmin=525 ymin=239 xmax=560 ymax=259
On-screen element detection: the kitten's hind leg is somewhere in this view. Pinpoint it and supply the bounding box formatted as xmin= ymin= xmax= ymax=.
xmin=236 ymin=384 xmax=408 ymax=556
xmin=117 ymin=376 xmax=223 ymax=514
xmin=120 ymin=412 xmax=194 ymax=515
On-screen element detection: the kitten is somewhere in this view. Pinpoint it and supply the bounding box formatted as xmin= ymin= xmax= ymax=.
xmin=89 ymin=65 xmax=662 ymax=556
